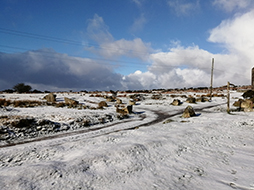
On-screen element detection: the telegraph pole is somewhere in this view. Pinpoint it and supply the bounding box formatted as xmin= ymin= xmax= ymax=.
xmin=252 ymin=67 xmax=254 ymax=89
xmin=210 ymin=58 xmax=214 ymax=101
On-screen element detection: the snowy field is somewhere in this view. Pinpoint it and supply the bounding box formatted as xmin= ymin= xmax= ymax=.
xmin=0 ymin=90 xmax=254 ymax=190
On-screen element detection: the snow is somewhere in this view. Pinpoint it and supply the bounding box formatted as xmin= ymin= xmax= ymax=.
xmin=0 ymin=91 xmax=254 ymax=190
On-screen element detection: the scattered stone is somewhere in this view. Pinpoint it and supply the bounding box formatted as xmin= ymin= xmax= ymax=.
xmin=129 ymin=94 xmax=145 ymax=101
xmin=43 ymin=93 xmax=56 ymax=103
xmin=129 ymin=100 xmax=136 ymax=105
xmin=242 ymin=90 xmax=254 ymax=99
xmin=163 ymin=119 xmax=174 ymax=124
xmin=106 ymin=96 xmax=116 ymax=102
xmin=127 ymin=105 xmax=133 ymax=114
xmin=64 ymin=97 xmax=79 ymax=106
xmin=196 ymin=97 xmax=209 ymax=102
xmin=241 ymin=99 xmax=253 ymax=111
xmin=98 ymin=101 xmax=108 ymax=108
xmin=110 ymin=90 xmax=118 ymax=98
xmin=61 ymin=124 xmax=70 ymax=131
xmin=233 ymin=99 xmax=243 ymax=107
xmin=116 ymin=107 xmax=129 ymax=115
xmin=233 ymin=99 xmax=253 ymax=111
xmin=182 ymin=106 xmax=196 ymax=118
xmin=151 ymin=94 xmax=162 ymax=100
xmin=186 ymin=97 xmax=196 ymax=103
xmin=171 ymin=99 xmax=181 ymax=106
xmin=11 ymin=118 xmax=35 ymax=128
xmin=116 ymin=98 xmax=122 ymax=104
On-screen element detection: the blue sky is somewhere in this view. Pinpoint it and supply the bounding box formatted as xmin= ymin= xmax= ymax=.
xmin=1 ymin=0 xmax=254 ymax=91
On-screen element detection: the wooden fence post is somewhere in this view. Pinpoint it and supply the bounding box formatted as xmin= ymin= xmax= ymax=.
xmin=210 ymin=58 xmax=214 ymax=101
xmin=227 ymin=81 xmax=230 ymax=113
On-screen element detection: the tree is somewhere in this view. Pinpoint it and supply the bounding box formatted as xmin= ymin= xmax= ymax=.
xmin=13 ymin=83 xmax=32 ymax=93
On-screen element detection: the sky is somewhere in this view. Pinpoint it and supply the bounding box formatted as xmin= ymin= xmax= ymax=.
xmin=0 ymin=0 xmax=254 ymax=91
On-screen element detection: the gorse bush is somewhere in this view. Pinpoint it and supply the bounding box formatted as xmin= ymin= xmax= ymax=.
xmin=13 ymin=83 xmax=32 ymax=93
xmin=0 ymin=98 xmax=42 ymax=108
xmin=13 ymin=100 xmax=43 ymax=107
xmin=0 ymin=99 xmax=11 ymax=107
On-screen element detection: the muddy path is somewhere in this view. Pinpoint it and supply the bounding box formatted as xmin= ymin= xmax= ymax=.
xmin=0 ymin=103 xmax=226 ymax=148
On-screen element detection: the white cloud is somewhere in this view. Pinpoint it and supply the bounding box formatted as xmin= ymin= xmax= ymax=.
xmin=3 ymin=8 xmax=253 ymax=92
xmin=122 ymin=70 xmax=157 ymax=90
xmin=99 ymin=38 xmax=151 ymax=61
xmin=146 ymin=45 xmax=215 ymax=88
xmin=121 ymin=8 xmax=254 ymax=90
xmin=87 ymin=14 xmax=151 ymax=61
xmin=208 ymin=9 xmax=254 ymax=58
xmin=213 ymin=0 xmax=254 ymax=12
xmin=168 ymin=0 xmax=200 ymax=16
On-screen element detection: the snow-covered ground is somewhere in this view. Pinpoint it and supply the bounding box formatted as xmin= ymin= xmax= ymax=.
xmin=0 ymin=91 xmax=254 ymax=190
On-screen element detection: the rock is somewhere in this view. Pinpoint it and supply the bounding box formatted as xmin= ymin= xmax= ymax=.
xmin=110 ymin=90 xmax=118 ymax=98
xmin=127 ymin=105 xmax=133 ymax=113
xmin=233 ymin=99 xmax=253 ymax=111
xmin=116 ymin=98 xmax=122 ymax=104
xmin=196 ymin=97 xmax=209 ymax=102
xmin=163 ymin=119 xmax=174 ymax=124
xmin=186 ymin=97 xmax=196 ymax=103
xmin=116 ymin=104 xmax=133 ymax=115
xmin=0 ymin=133 xmax=10 ymax=140
xmin=43 ymin=93 xmax=56 ymax=103
xmin=98 ymin=101 xmax=108 ymax=108
xmin=151 ymin=94 xmax=162 ymax=100
xmin=129 ymin=100 xmax=136 ymax=105
xmin=129 ymin=94 xmax=145 ymax=101
xmin=36 ymin=126 xmax=42 ymax=131
xmin=241 ymin=99 xmax=253 ymax=111
xmin=233 ymin=99 xmax=244 ymax=107
xmin=60 ymin=124 xmax=70 ymax=131
xmin=0 ymin=126 xmax=8 ymax=134
xmin=0 ymin=126 xmax=9 ymax=140
xmin=116 ymin=107 xmax=128 ymax=115
xmin=171 ymin=99 xmax=181 ymax=106
xmin=64 ymin=97 xmax=79 ymax=105
xmin=182 ymin=106 xmax=196 ymax=118
xmin=106 ymin=96 xmax=116 ymax=102
xmin=11 ymin=118 xmax=35 ymax=128
xmin=242 ymin=90 xmax=254 ymax=99
xmin=37 ymin=119 xmax=52 ymax=126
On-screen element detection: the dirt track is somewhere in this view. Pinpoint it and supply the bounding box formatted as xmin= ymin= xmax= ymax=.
xmin=0 ymin=103 xmax=226 ymax=148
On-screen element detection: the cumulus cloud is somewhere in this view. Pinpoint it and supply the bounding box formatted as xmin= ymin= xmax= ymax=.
xmin=208 ymin=9 xmax=254 ymax=58
xmin=122 ymin=70 xmax=157 ymax=90
xmin=208 ymin=9 xmax=254 ymax=83
xmin=121 ymin=7 xmax=254 ymax=90
xmin=87 ymin=14 xmax=151 ymax=61
xmin=121 ymin=45 xmax=213 ymax=90
xmin=0 ymin=49 xmax=123 ymax=91
xmin=2 ymin=9 xmax=253 ymax=92
xmin=168 ymin=0 xmax=200 ymax=16
xmin=122 ymin=42 xmax=247 ymax=90
xmin=122 ymin=10 xmax=254 ymax=90
xmin=213 ymin=0 xmax=254 ymax=12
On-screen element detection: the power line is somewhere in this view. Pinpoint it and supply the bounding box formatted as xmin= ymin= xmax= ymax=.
xmin=0 ymin=27 xmax=151 ymax=56
xmin=0 ymin=44 xmax=150 ymax=69
xmin=0 ymin=27 xmax=82 ymax=46
xmin=0 ymin=44 xmax=248 ymax=78
xmin=0 ymin=27 xmax=248 ymax=79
